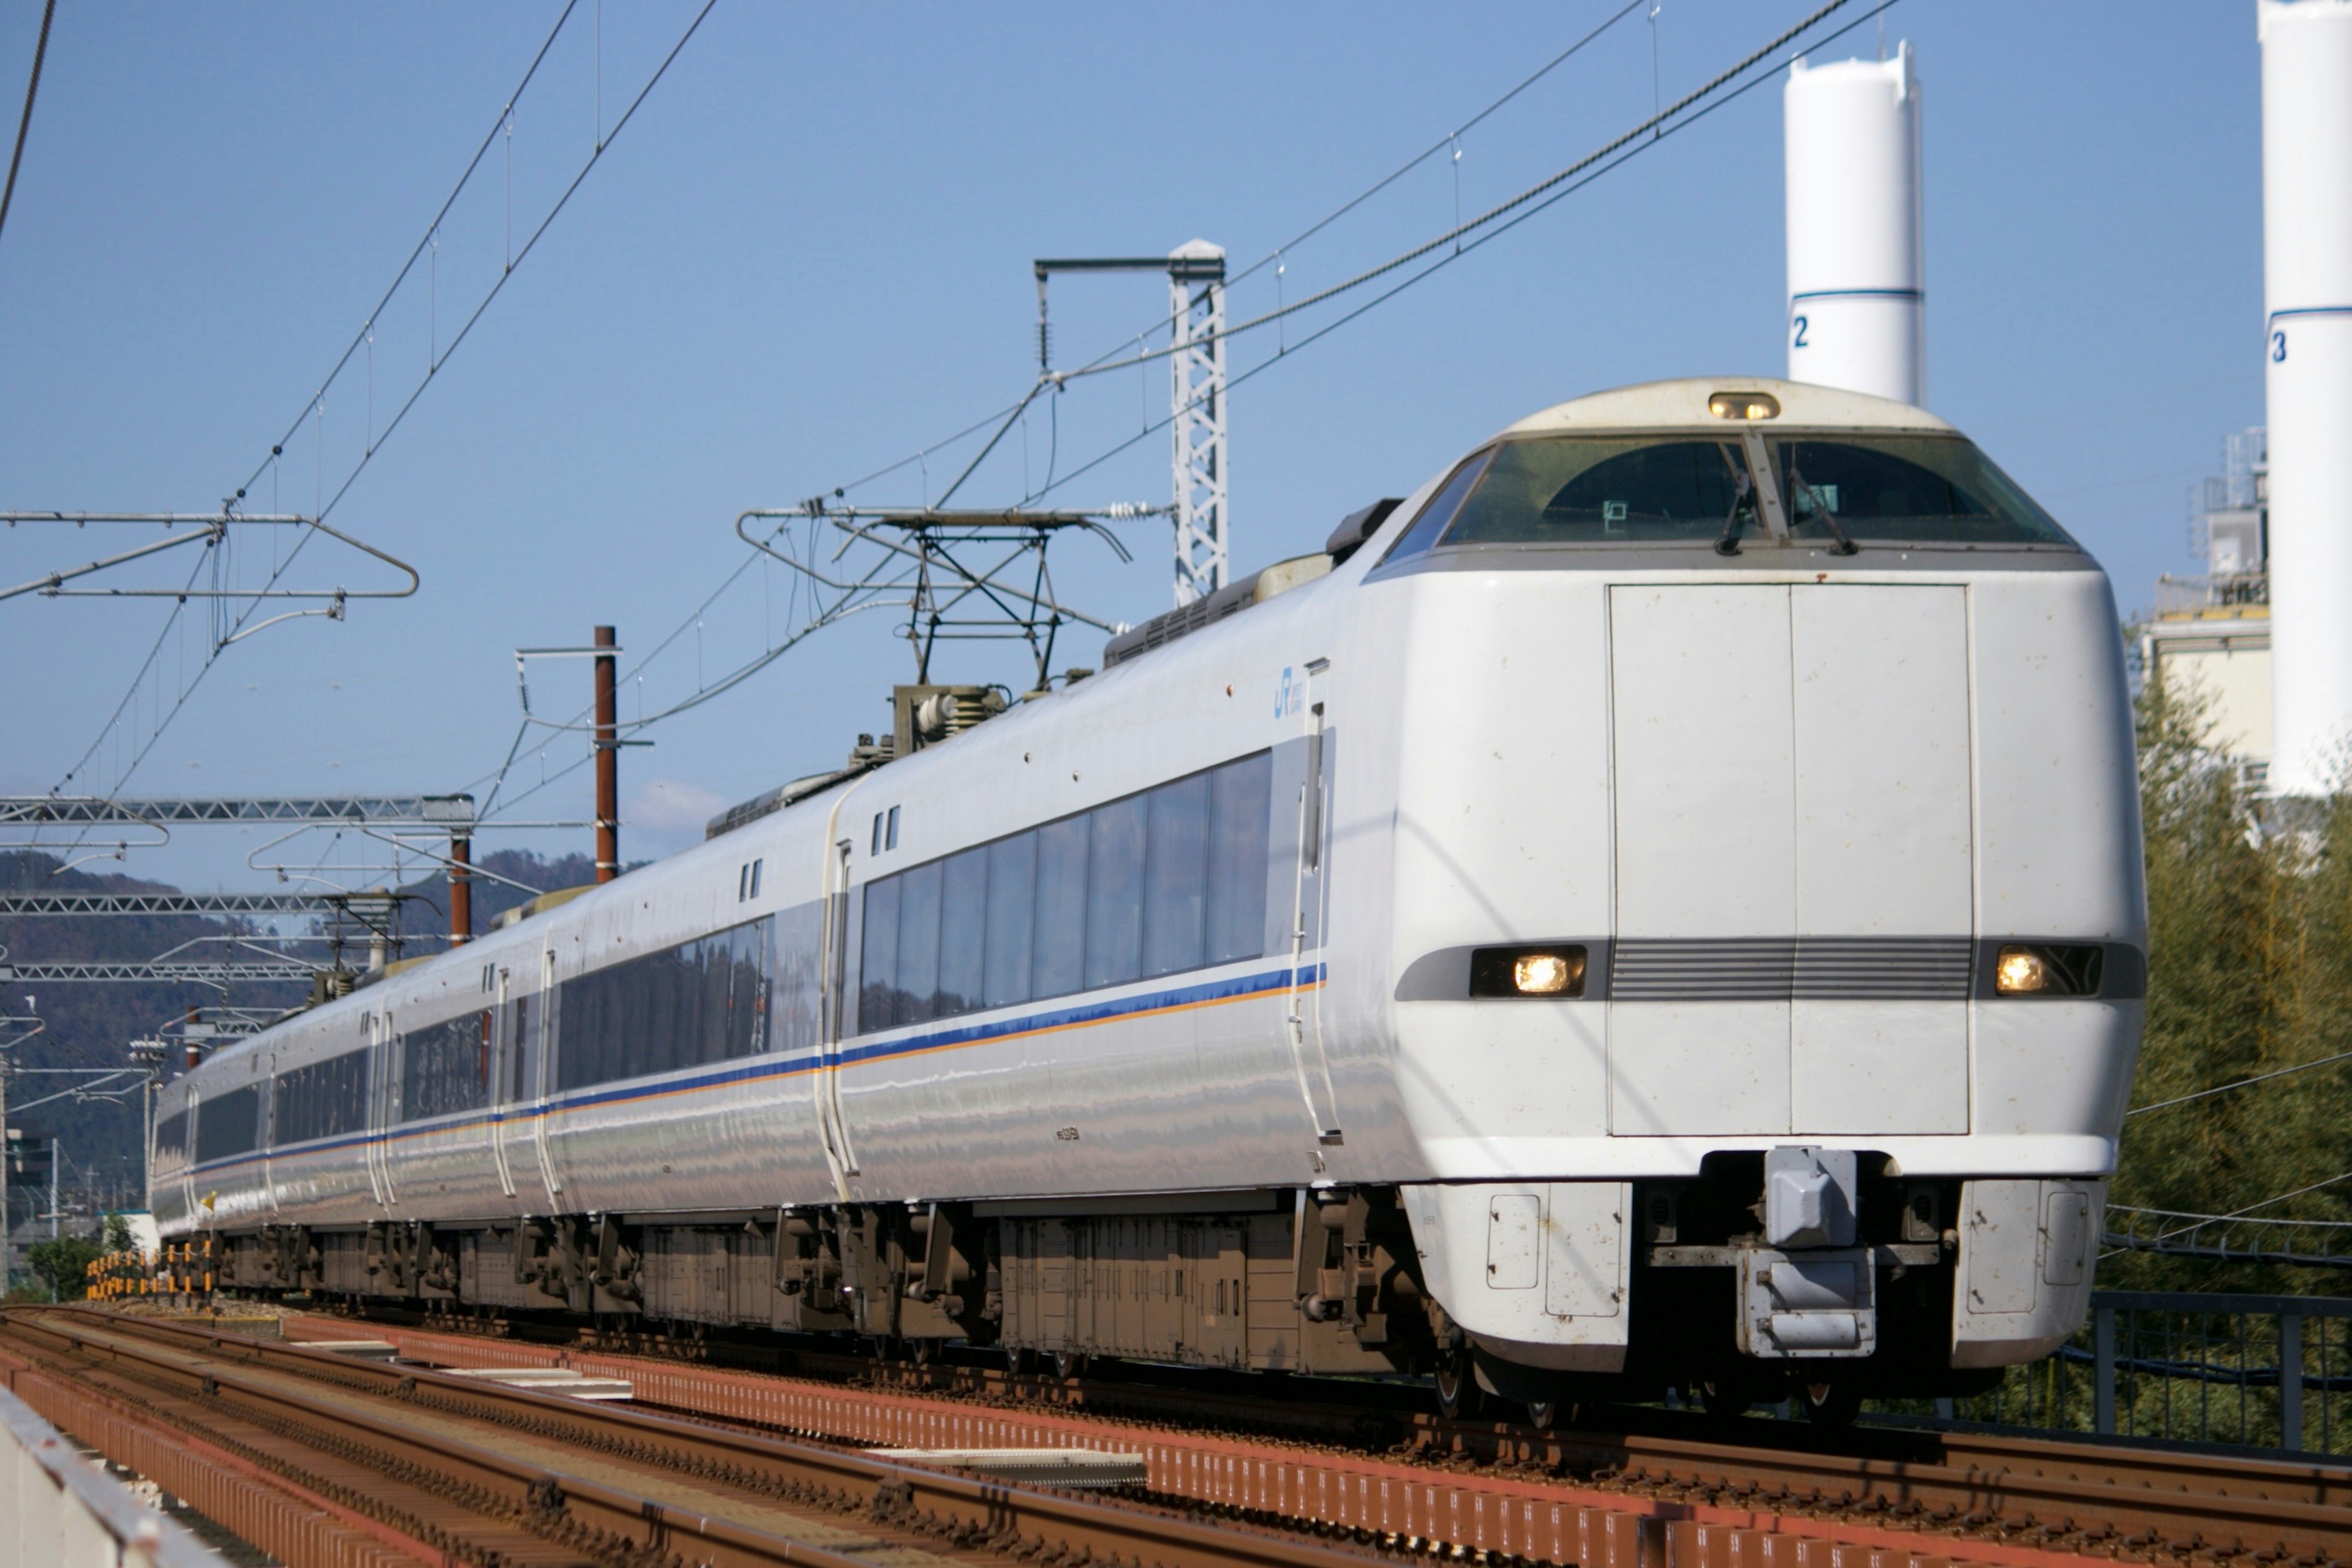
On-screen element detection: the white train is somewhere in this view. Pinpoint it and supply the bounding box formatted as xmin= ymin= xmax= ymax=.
xmin=153 ymin=378 xmax=2143 ymax=1420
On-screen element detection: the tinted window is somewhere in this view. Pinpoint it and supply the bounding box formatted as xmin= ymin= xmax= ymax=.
xmin=1085 ymin=794 xmax=1147 ymax=989
xmin=1379 ymin=449 xmax=1494 ymax=565
xmin=1144 ymin=772 xmax=1210 ymax=977
xmin=1774 ymin=438 xmax=2071 ymax=545
xmin=984 ymin=832 xmax=1037 ymax=1009
xmin=1207 ymin=751 xmax=1273 ymax=964
xmin=154 ymin=1110 xmax=189 ymax=1167
xmin=938 ymin=847 xmax=989 ymax=1016
xmin=851 ymin=751 xmax=1276 ymax=1033
xmin=276 ymin=1050 xmax=370 ymax=1145
xmin=1425 ymin=432 xmax=2071 ymax=549
xmin=402 ymin=1011 xmax=492 ymax=1122
xmin=859 ymin=876 xmax=900 ymax=1032
xmin=195 ymin=1085 xmax=260 ymax=1164
xmin=1032 ymin=816 xmax=1090 ymax=1000
xmin=555 ymin=918 xmax=774 ymax=1092
xmin=896 ymin=859 xmax=944 ymax=1023
xmin=769 ymin=899 xmax=824 ymax=1057
xmin=1448 ymin=439 xmax=1747 ymax=543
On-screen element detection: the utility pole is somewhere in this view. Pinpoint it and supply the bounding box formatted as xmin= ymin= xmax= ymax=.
xmin=1033 ymin=243 xmax=1229 ymax=609
xmin=595 ymin=625 xmax=619 ymax=883
xmin=449 ymin=831 xmax=474 ymax=943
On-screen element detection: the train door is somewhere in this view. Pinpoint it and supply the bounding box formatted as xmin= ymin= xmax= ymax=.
xmin=181 ymin=1088 xmax=202 ymax=1224
xmin=814 ymin=838 xmax=858 ymax=1200
xmin=527 ymin=945 xmax=564 ymax=1205
xmin=364 ymin=1010 xmax=400 ymax=1209
xmin=489 ymin=965 xmax=518 ymax=1200
xmin=1284 ymin=663 xmax=1344 ymax=1145
xmin=262 ymin=1048 xmax=281 ymax=1218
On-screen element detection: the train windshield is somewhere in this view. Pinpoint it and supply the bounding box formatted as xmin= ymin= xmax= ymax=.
xmin=1431 ymin=432 xmax=2072 ymax=549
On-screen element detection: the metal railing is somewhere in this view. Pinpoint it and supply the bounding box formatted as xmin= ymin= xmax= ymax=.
xmin=0 ymin=1382 xmax=231 ymax=1568
xmin=1946 ymin=1290 xmax=2352 ymax=1455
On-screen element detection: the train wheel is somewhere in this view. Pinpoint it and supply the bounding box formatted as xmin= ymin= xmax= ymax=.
xmin=910 ymin=1336 xmax=941 ymax=1367
xmin=1006 ymin=1345 xmax=1033 ymax=1377
xmin=1524 ymin=1400 xmax=1558 ymax=1430
xmin=1052 ymin=1348 xmax=1087 ymax=1381
xmin=1800 ymin=1381 xmax=1863 ymax=1427
xmin=1434 ymin=1352 xmax=1480 ymax=1421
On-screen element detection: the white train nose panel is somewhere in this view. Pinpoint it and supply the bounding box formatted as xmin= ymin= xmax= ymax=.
xmin=1607 ymin=584 xmax=1972 ymax=1137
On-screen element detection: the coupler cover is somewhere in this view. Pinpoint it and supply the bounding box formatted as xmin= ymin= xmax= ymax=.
xmin=1736 ymin=1247 xmax=1877 ymax=1359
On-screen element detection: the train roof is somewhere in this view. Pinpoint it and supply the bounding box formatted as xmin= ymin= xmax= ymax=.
xmin=1501 ymin=376 xmax=1956 ymax=438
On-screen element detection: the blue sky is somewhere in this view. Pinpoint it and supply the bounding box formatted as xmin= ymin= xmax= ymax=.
xmin=0 ymin=2 xmax=2264 ymax=894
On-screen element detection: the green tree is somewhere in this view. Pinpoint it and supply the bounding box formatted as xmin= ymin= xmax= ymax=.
xmin=23 ymin=1235 xmax=105 ymax=1302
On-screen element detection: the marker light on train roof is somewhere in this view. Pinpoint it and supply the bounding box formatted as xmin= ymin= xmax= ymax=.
xmin=1708 ymin=391 xmax=1781 ymax=420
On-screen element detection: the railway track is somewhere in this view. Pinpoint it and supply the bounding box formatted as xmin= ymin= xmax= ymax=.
xmin=156 ymin=1306 xmax=2352 ymax=1565
xmin=0 ymin=1306 xmax=1370 ymax=1568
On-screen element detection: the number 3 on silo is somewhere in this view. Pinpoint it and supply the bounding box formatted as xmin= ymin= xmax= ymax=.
xmin=2273 ymin=330 xmax=2288 ymax=363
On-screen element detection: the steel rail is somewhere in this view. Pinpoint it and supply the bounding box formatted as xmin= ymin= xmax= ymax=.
xmin=279 ymin=1308 xmax=2352 ymax=1564
xmin=12 ymin=1310 xmax=1377 ymax=1568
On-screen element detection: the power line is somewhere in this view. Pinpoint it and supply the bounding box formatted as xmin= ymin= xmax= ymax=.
xmin=2127 ymin=1048 xmax=2352 ymax=1118
xmin=44 ymin=1 xmax=720 ymax=812
xmin=0 ymin=0 xmax=55 ymax=251
xmin=475 ymin=0 xmax=1888 ymax=834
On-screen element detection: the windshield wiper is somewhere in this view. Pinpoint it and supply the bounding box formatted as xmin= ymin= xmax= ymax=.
xmin=1714 ymin=443 xmax=1752 ymax=557
xmin=1787 ymin=462 xmax=1860 ymax=556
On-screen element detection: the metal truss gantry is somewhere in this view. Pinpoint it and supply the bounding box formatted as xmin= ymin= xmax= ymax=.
xmin=4 ymin=961 xmax=315 ymax=985
xmin=0 ymin=795 xmax=472 ymax=828
xmin=0 ymin=891 xmax=361 ymax=917
xmin=1033 ymin=243 xmax=1229 ymax=609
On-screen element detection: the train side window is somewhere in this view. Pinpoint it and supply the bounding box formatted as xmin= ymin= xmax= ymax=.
xmin=1143 ymin=771 xmax=1210 ymax=977
xmin=273 ymin=1049 xmax=369 ymax=1145
xmin=1085 ymin=794 xmax=1147 ymax=989
xmin=887 ymin=805 xmax=901 ymax=850
xmin=769 ymin=898 xmax=824 ymax=1055
xmin=938 ymin=846 xmax=989 ymax=1016
xmin=860 ymin=877 xmax=902 ymax=1032
xmin=1032 ymin=815 xmax=1090 ymax=1000
xmin=739 ymin=864 xmax=750 ymax=901
xmin=896 ymin=859 xmax=945 ymax=1023
xmin=872 ymin=813 xmax=885 ymax=856
xmin=194 ymin=1084 xmax=260 ymax=1164
xmin=1375 ymin=448 xmax=1494 ymax=567
xmin=1207 ymin=751 xmax=1273 ymax=964
xmin=401 ymin=1011 xmax=494 ymax=1122
xmin=984 ymin=832 xmax=1038 ymax=1009
xmin=154 ymin=1110 xmax=189 ymax=1167
xmin=750 ymin=859 xmax=763 ymax=898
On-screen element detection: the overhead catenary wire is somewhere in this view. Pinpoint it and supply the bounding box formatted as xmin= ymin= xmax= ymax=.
xmin=2127 ymin=1047 xmax=2352 ymax=1118
xmin=0 ymin=0 xmax=55 ymax=251
xmin=40 ymin=1 xmax=720 ymax=817
xmin=1022 ymin=0 xmax=1900 ymax=507
xmin=468 ymin=0 xmax=1899 ymax=827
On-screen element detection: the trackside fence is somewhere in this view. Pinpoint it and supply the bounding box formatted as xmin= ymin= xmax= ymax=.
xmin=1925 ymin=1290 xmax=2352 ymax=1456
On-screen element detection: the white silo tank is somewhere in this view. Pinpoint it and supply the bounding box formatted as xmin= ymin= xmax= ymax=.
xmin=2261 ymin=0 xmax=2352 ymax=796
xmin=1784 ymin=43 xmax=1924 ymax=405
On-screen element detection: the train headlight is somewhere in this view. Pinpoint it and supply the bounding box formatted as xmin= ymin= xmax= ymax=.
xmin=1515 ymin=953 xmax=1576 ymax=993
xmin=1991 ymin=943 xmax=2106 ymax=997
xmin=1994 ymin=947 xmax=2048 ymax=994
xmin=1470 ymin=945 xmax=1588 ymax=998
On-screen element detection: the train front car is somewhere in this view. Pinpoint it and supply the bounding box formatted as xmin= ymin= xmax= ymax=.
xmin=1371 ymin=377 xmax=2143 ymax=1414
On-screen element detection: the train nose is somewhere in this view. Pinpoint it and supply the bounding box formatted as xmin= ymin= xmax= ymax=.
xmin=1605 ymin=581 xmax=1973 ymax=1137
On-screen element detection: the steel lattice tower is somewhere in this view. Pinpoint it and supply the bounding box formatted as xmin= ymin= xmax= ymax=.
xmin=1167 ymin=241 xmax=1229 ymax=607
